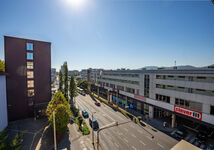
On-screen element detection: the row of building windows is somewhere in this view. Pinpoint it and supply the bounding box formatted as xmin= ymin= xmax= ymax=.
xmin=156 ymin=75 xmax=214 ymax=83
xmin=103 ymin=73 xmax=139 ymax=78
xmin=101 ymin=77 xmax=139 ymax=85
xmin=175 ymin=98 xmax=202 ymax=112
xmin=156 ymin=84 xmax=214 ymax=97
xmin=26 ymin=43 xmax=34 ymax=106
xmin=155 ymin=94 xmax=170 ymax=103
xmin=101 ymin=82 xmax=137 ymax=94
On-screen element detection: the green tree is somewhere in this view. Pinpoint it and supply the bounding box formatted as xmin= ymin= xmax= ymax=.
xmin=63 ymin=62 xmax=68 ymax=99
xmin=59 ymin=70 xmax=63 ymax=92
xmin=46 ymin=91 xmax=71 ymax=134
xmin=0 ymin=128 xmax=24 ymax=150
xmin=77 ymin=80 xmax=88 ymax=90
xmin=69 ymin=75 xmax=77 ymax=105
xmin=0 ymin=60 xmax=5 ymax=72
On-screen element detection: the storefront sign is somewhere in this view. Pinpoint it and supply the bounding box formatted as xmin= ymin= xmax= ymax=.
xmin=134 ymin=95 xmax=146 ymax=101
xmin=174 ymin=106 xmax=202 ymax=120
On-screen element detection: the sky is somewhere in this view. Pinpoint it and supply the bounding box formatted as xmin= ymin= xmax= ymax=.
xmin=0 ymin=0 xmax=214 ymax=71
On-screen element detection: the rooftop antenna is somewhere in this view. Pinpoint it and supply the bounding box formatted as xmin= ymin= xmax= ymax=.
xmin=174 ymin=60 xmax=177 ymax=70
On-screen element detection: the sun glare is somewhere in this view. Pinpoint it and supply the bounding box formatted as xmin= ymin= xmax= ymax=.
xmin=65 ymin=0 xmax=86 ymax=7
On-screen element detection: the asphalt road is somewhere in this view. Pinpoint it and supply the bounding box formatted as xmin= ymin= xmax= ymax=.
xmin=75 ymin=94 xmax=178 ymax=150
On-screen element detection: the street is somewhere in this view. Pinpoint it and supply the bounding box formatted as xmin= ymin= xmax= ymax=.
xmin=75 ymin=94 xmax=178 ymax=150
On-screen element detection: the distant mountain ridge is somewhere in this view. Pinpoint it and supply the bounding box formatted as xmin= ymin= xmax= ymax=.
xmin=138 ymin=64 xmax=214 ymax=70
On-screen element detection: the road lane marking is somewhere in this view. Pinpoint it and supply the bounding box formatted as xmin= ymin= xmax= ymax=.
xmin=124 ymin=128 xmax=128 ymax=132
xmin=157 ymin=143 xmax=164 ymax=149
xmin=146 ymin=135 xmax=152 ymax=141
xmin=132 ymin=146 xmax=137 ymax=150
xmin=114 ymin=142 xmax=119 ymax=148
xmin=140 ymin=140 xmax=146 ymax=146
xmin=138 ymin=129 xmax=143 ymax=134
xmin=131 ymin=134 xmax=136 ymax=138
xmin=124 ymin=138 xmax=129 ymax=144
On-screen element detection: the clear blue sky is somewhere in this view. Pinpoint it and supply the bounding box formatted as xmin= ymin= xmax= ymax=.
xmin=0 ymin=0 xmax=214 ymax=71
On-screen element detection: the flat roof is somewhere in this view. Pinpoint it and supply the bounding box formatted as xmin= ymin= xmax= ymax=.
xmin=4 ymin=35 xmax=51 ymax=44
xmin=170 ymin=140 xmax=201 ymax=150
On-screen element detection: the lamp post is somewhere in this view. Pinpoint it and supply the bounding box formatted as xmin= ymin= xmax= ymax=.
xmin=92 ymin=112 xmax=96 ymax=145
xmin=96 ymin=121 xmax=131 ymax=150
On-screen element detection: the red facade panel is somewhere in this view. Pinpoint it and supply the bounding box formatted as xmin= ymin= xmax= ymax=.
xmin=4 ymin=36 xmax=51 ymax=121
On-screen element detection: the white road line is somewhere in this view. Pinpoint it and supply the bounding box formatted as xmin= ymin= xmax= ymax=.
xmin=146 ymin=135 xmax=152 ymax=141
xmin=132 ymin=146 xmax=137 ymax=150
xmin=114 ymin=142 xmax=119 ymax=148
xmin=124 ymin=128 xmax=128 ymax=132
xmin=138 ymin=129 xmax=143 ymax=134
xmin=131 ymin=134 xmax=137 ymax=138
xmin=140 ymin=140 xmax=146 ymax=146
xmin=157 ymin=143 xmax=164 ymax=149
xmin=124 ymin=138 xmax=129 ymax=144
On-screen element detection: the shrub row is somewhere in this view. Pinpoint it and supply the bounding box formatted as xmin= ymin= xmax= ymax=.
xmin=71 ymin=106 xmax=90 ymax=135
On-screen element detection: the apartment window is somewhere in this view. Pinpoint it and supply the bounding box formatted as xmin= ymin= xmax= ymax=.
xmin=155 ymin=94 xmax=170 ymax=103
xmin=27 ymin=80 xmax=34 ymax=88
xmin=27 ymin=61 xmax=34 ymax=69
xmin=27 ymin=89 xmax=34 ymax=97
xmin=27 ymin=52 xmax=33 ymax=60
xmin=26 ymin=43 xmax=33 ymax=51
xmin=27 ymin=71 xmax=34 ymax=78
xmin=126 ymin=87 xmax=135 ymax=94
xmin=28 ymin=98 xmax=34 ymax=106
xmin=211 ymin=106 xmax=214 ymax=115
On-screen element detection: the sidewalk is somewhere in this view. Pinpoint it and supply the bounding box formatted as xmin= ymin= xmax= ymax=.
xmin=63 ymin=121 xmax=94 ymax=150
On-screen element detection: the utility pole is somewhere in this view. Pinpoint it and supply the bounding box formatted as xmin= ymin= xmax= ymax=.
xmin=92 ymin=112 xmax=96 ymax=145
xmin=96 ymin=121 xmax=131 ymax=150
xmin=53 ymin=111 xmax=57 ymax=150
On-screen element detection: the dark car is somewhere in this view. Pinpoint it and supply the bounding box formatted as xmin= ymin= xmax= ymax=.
xmin=196 ymin=132 xmax=208 ymax=143
xmin=173 ymin=129 xmax=187 ymax=139
xmin=89 ymin=117 xmax=99 ymax=129
xmin=95 ymin=102 xmax=101 ymax=106
xmin=82 ymin=110 xmax=89 ymax=118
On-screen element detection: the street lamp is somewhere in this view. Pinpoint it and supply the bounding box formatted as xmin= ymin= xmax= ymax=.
xmin=96 ymin=121 xmax=131 ymax=150
xmin=92 ymin=112 xmax=96 ymax=145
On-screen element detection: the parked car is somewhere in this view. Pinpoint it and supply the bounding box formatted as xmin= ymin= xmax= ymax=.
xmin=82 ymin=110 xmax=89 ymax=118
xmin=197 ymin=132 xmax=208 ymax=143
xmin=173 ymin=129 xmax=187 ymax=140
xmin=95 ymin=102 xmax=101 ymax=106
xmin=89 ymin=117 xmax=99 ymax=129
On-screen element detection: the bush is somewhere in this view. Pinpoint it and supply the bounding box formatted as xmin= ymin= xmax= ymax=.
xmin=137 ymin=116 xmax=142 ymax=121
xmin=82 ymin=124 xmax=90 ymax=135
xmin=46 ymin=91 xmax=71 ymax=134
xmin=0 ymin=129 xmax=24 ymax=150
xmin=0 ymin=60 xmax=5 ymax=72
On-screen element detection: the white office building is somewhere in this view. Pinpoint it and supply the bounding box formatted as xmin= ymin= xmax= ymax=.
xmin=91 ymin=68 xmax=214 ymax=133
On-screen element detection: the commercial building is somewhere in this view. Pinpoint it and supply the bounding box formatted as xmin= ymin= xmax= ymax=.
xmin=80 ymin=69 xmax=88 ymax=80
xmin=90 ymin=68 xmax=214 ymax=133
xmin=5 ymin=36 xmax=51 ymax=121
xmin=51 ymin=68 xmax=56 ymax=83
xmin=68 ymin=70 xmax=79 ymax=77
xmin=0 ymin=72 xmax=8 ymax=131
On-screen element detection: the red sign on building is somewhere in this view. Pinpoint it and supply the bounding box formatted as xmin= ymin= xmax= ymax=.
xmin=174 ymin=105 xmax=202 ymax=120
xmin=134 ymin=95 xmax=146 ymax=101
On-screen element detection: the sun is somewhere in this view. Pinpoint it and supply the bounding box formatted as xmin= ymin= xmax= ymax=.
xmin=65 ymin=0 xmax=86 ymax=7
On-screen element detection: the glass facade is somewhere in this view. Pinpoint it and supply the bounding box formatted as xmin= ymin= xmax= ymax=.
xmin=26 ymin=43 xmax=33 ymax=51
xmin=27 ymin=52 xmax=33 ymax=60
